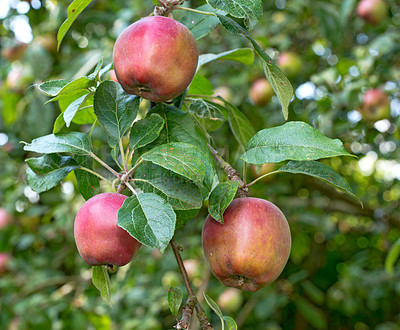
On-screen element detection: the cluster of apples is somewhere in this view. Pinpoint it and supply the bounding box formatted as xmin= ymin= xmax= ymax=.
xmin=74 ymin=15 xmax=291 ymax=293
xmin=75 ymin=193 xmax=291 ymax=292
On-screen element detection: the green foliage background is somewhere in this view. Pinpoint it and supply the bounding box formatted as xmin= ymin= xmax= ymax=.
xmin=1 ymin=0 xmax=400 ymax=329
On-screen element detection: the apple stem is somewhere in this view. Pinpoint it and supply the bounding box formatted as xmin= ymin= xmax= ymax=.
xmin=207 ymin=144 xmax=248 ymax=197
xmin=173 ymin=6 xmax=216 ymax=17
xmin=170 ymin=238 xmax=214 ymax=330
xmin=246 ymin=170 xmax=278 ymax=187
xmin=89 ymin=152 xmax=121 ymax=178
xmin=154 ymin=0 xmax=186 ymax=17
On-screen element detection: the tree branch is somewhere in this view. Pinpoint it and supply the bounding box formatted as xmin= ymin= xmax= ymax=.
xmin=170 ymin=239 xmax=213 ymax=330
xmin=207 ymin=144 xmax=248 ymax=197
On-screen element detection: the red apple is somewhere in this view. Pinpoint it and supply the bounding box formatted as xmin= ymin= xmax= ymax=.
xmin=183 ymin=259 xmax=202 ymax=280
xmin=109 ymin=69 xmax=118 ymax=83
xmin=357 ymin=0 xmax=388 ymax=25
xmin=359 ymin=88 xmax=390 ymax=121
xmin=113 ymin=16 xmax=198 ymax=102
xmin=276 ymin=52 xmax=302 ymax=77
xmin=249 ymin=78 xmax=274 ymax=106
xmin=0 ymin=208 xmax=11 ymax=230
xmin=1 ymin=41 xmax=27 ymax=62
xmin=213 ymin=86 xmax=233 ymax=105
xmin=0 ymin=253 xmax=11 ymax=274
xmin=74 ymin=193 xmax=141 ymax=267
xmin=202 ymin=197 xmax=291 ymax=292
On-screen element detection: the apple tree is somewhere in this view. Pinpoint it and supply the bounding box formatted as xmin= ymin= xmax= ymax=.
xmin=1 ymin=0 xmax=399 ymax=328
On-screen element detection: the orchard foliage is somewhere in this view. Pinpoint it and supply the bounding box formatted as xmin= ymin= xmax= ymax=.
xmin=1 ymin=0 xmax=400 ymax=329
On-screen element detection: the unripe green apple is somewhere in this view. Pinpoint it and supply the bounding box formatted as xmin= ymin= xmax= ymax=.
xmin=276 ymin=52 xmax=302 ymax=77
xmin=202 ymin=197 xmax=291 ymax=292
xmin=0 ymin=252 xmax=11 ymax=274
xmin=249 ymin=78 xmax=274 ymax=106
xmin=113 ymin=16 xmax=198 ymax=103
xmin=162 ymin=270 xmax=181 ymax=288
xmin=359 ymin=88 xmax=390 ymax=121
xmin=0 ymin=208 xmax=11 ymax=230
xmin=357 ymin=0 xmax=388 ymax=25
xmin=74 ymin=193 xmax=141 ymax=267
xmin=217 ymin=288 xmax=243 ymax=313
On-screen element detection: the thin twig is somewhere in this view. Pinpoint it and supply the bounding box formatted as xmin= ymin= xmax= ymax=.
xmin=170 ymin=239 xmax=213 ymax=330
xmin=173 ymin=6 xmax=216 ymax=16
xmin=78 ymin=166 xmax=112 ymax=185
xmin=126 ymin=158 xmax=144 ymax=178
xmin=89 ymin=152 xmax=121 ymax=178
xmin=116 ymin=182 xmax=126 ymax=194
xmin=247 ymin=170 xmax=278 ymax=187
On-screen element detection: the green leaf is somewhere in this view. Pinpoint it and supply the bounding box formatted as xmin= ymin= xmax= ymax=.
xmin=188 ymin=99 xmax=225 ymax=121
xmin=38 ymin=79 xmax=70 ymax=97
xmin=276 ymin=161 xmax=361 ymax=204
xmin=208 ymin=182 xmax=238 ymax=223
xmin=187 ymin=75 xmax=214 ymax=96
xmin=241 ymin=122 xmax=353 ymax=164
xmin=167 ymin=287 xmax=183 ymax=316
xmin=189 ymin=99 xmax=226 ymax=132
xmin=135 ymin=175 xmax=203 ymax=211
xmin=216 ymin=14 xmax=293 ymax=120
xmin=88 ymin=56 xmax=104 ymax=80
xmin=57 ymin=0 xmax=94 ymax=50
xmin=198 ymin=48 xmax=254 ymax=68
xmin=301 ymin=280 xmax=325 ymax=306
xmin=45 ymin=77 xmax=96 ymax=102
xmin=207 ymin=0 xmax=262 ymax=30
xmin=26 ymin=154 xmax=79 ymax=193
xmin=339 ymin=0 xmax=358 ymax=27
xmin=141 ymin=142 xmax=205 ymax=184
xmin=117 ymin=193 xmax=176 ymax=252
xmin=58 ymin=90 xmax=96 ymax=125
xmin=133 ymin=163 xmax=202 ymax=228
xmin=179 ymin=4 xmax=222 ymax=40
xmin=53 ymin=113 xmax=66 ymax=134
xmin=130 ymin=114 xmax=165 ymax=150
xmin=204 ymin=293 xmax=225 ymax=330
xmin=92 ymin=266 xmax=112 ymax=306
xmin=74 ymin=168 xmax=100 ymax=200
xmin=149 ymin=104 xmax=214 ymax=192
xmin=107 ymin=136 xmax=121 ymax=168
xmin=261 ymin=61 xmax=292 ymax=121
xmin=226 ymin=102 xmax=256 ymax=146
xmin=94 ymin=81 xmax=140 ymax=140
xmin=294 ymin=296 xmax=327 ymax=330
xmin=99 ymin=63 xmax=113 ymax=79
xmin=23 ymin=132 xmax=91 ymax=156
xmin=223 ymin=316 xmax=238 ymax=330
xmin=64 ymin=93 xmax=91 ymax=127
xmin=74 ymin=155 xmax=100 ymax=200
xmin=385 ymin=238 xmax=400 ymax=275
